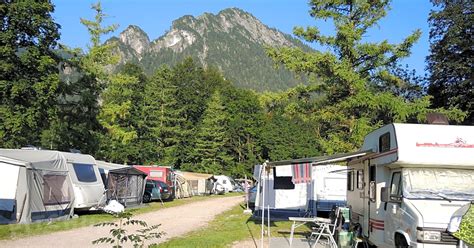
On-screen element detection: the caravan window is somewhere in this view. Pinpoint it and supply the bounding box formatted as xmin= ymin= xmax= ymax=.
xmin=43 ymin=174 xmax=71 ymax=205
xmin=149 ymin=171 xmax=163 ymax=178
xmin=73 ymin=163 xmax=97 ymax=183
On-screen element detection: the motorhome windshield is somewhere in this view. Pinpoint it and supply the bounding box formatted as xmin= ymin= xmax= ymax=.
xmin=403 ymin=168 xmax=474 ymax=201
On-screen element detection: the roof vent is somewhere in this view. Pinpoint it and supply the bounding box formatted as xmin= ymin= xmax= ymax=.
xmin=426 ymin=113 xmax=449 ymax=125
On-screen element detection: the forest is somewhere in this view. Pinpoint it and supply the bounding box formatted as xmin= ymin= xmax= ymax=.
xmin=1 ymin=0 xmax=472 ymax=177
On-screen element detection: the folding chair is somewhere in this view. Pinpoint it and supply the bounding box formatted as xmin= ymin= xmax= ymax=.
xmin=309 ymin=207 xmax=341 ymax=248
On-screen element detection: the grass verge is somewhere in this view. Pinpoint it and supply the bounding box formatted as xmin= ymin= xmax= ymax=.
xmin=0 ymin=193 xmax=241 ymax=241
xmin=155 ymin=204 xmax=311 ymax=248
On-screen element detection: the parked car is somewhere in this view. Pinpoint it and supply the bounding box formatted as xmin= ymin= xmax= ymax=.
xmin=143 ymin=180 xmax=172 ymax=203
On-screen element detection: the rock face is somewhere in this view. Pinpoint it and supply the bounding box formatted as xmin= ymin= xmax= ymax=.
xmin=119 ymin=25 xmax=150 ymax=59
xmin=107 ymin=8 xmax=311 ymax=91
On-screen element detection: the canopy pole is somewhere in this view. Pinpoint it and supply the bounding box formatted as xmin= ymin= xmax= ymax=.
xmin=260 ymin=161 xmax=267 ymax=248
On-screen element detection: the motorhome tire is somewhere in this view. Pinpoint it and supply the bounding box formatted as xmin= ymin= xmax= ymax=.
xmin=395 ymin=233 xmax=409 ymax=248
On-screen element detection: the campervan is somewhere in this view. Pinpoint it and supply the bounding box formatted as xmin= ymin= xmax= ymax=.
xmin=63 ymin=153 xmax=105 ymax=211
xmin=0 ymin=149 xmax=75 ymax=224
xmin=345 ymin=123 xmax=474 ymax=247
xmin=253 ymin=164 xmax=347 ymax=219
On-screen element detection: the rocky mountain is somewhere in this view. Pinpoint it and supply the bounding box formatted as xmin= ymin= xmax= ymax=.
xmin=107 ymin=8 xmax=311 ymax=91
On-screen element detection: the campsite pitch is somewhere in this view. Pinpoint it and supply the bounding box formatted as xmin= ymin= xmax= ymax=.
xmin=0 ymin=195 xmax=243 ymax=248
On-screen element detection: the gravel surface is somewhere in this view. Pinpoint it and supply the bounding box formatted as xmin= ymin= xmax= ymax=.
xmin=1 ymin=195 xmax=243 ymax=248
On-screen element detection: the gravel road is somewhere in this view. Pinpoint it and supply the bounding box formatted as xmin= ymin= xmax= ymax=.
xmin=1 ymin=195 xmax=243 ymax=248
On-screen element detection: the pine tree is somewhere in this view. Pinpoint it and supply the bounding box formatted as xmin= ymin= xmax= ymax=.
xmin=0 ymin=0 xmax=61 ymax=148
xmin=427 ymin=0 xmax=473 ymax=124
xmin=98 ymin=72 xmax=140 ymax=163
xmin=191 ymin=91 xmax=232 ymax=174
xmin=141 ymin=65 xmax=185 ymax=166
xmin=266 ymin=0 xmax=465 ymax=153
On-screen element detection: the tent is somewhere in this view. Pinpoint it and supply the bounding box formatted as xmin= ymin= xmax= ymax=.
xmin=173 ymin=171 xmax=193 ymax=198
xmin=0 ymin=149 xmax=75 ymax=224
xmin=253 ymin=164 xmax=347 ymax=220
xmin=96 ymin=161 xmax=147 ymax=207
xmin=256 ymin=150 xmax=372 ymax=247
xmin=180 ymin=171 xmax=212 ymax=195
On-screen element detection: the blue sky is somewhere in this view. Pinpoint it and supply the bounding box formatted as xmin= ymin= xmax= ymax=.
xmin=52 ymin=0 xmax=432 ymax=75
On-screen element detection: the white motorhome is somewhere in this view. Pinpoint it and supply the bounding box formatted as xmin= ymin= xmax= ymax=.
xmin=344 ymin=123 xmax=474 ymax=247
xmin=63 ymin=153 xmax=105 ymax=211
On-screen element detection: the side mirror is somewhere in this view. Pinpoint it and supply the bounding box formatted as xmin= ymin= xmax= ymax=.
xmin=381 ymin=187 xmax=390 ymax=202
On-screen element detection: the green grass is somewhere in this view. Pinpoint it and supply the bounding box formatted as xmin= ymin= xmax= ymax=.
xmin=155 ymin=204 xmax=311 ymax=248
xmin=0 ymin=193 xmax=240 ymax=241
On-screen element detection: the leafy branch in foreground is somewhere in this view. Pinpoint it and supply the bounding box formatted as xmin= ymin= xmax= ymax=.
xmin=92 ymin=212 xmax=164 ymax=248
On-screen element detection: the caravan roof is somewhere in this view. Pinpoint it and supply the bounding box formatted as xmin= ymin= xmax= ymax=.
xmin=0 ymin=149 xmax=70 ymax=171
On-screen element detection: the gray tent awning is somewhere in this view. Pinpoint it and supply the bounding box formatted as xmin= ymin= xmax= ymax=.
xmin=266 ymin=150 xmax=374 ymax=167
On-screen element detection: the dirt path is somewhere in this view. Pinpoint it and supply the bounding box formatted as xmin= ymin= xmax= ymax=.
xmin=1 ymin=195 xmax=243 ymax=248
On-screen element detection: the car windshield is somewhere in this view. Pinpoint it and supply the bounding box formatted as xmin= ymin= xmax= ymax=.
xmin=403 ymin=168 xmax=474 ymax=201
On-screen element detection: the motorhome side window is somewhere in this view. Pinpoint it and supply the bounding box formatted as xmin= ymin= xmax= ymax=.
xmin=72 ymin=163 xmax=97 ymax=182
xmin=357 ymin=170 xmax=364 ymax=189
xmin=347 ymin=171 xmax=354 ymax=191
xmin=390 ymin=172 xmax=402 ymax=199
xmin=273 ymin=169 xmax=295 ymax=190
xmin=379 ymin=132 xmax=390 ymax=153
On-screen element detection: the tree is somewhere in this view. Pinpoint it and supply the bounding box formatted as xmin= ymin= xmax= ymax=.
xmin=267 ymin=0 xmax=465 ymax=153
xmin=427 ymin=0 xmax=473 ymax=124
xmin=0 ymin=0 xmax=61 ymax=148
xmin=223 ymin=87 xmax=265 ymax=177
xmin=189 ymin=91 xmax=233 ymax=174
xmin=141 ymin=65 xmax=185 ymax=166
xmin=40 ymin=1 xmax=120 ymax=154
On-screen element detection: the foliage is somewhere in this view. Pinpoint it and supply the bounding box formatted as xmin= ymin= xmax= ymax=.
xmin=266 ymin=0 xmax=465 ymax=153
xmin=0 ymin=0 xmax=61 ymax=148
xmin=92 ymin=212 xmax=163 ymax=248
xmin=140 ymin=65 xmax=184 ymax=165
xmin=189 ymin=91 xmax=233 ymax=174
xmin=427 ymin=0 xmax=473 ymax=124
xmin=41 ymin=1 xmax=119 ymax=154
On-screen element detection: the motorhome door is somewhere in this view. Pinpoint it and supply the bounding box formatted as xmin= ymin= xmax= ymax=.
xmin=356 ymin=165 xmax=370 ymax=236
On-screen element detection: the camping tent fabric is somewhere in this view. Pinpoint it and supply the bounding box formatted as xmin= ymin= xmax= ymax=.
xmin=0 ymin=149 xmax=75 ymax=224
xmin=96 ymin=161 xmax=147 ymax=207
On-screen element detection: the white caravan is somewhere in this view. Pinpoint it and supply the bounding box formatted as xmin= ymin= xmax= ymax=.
xmin=344 ymin=123 xmax=474 ymax=247
xmin=63 ymin=153 xmax=105 ymax=211
xmin=214 ymin=175 xmax=238 ymax=193
xmin=253 ymin=164 xmax=347 ymax=219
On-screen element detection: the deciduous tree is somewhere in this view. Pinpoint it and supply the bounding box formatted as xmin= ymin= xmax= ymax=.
xmin=0 ymin=0 xmax=61 ymax=148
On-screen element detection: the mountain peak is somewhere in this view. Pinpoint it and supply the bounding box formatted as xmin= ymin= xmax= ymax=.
xmin=119 ymin=25 xmax=150 ymax=57
xmin=106 ymin=8 xmax=311 ymax=91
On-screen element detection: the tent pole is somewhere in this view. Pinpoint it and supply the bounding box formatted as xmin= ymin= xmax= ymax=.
xmin=260 ymin=162 xmax=266 ymax=248
xmin=267 ymin=204 xmax=270 ymax=246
